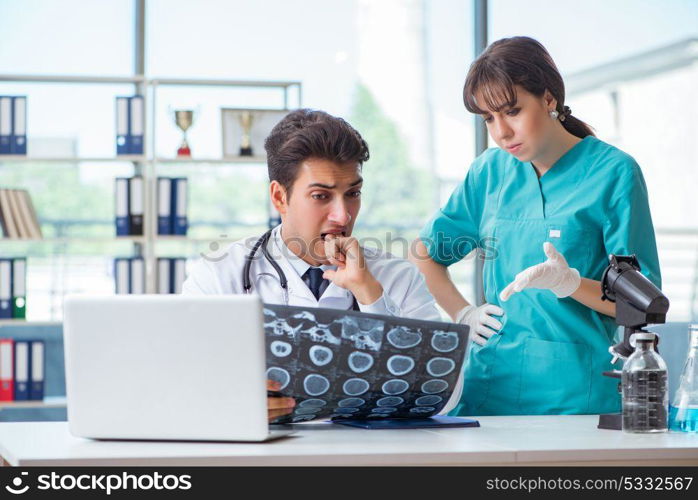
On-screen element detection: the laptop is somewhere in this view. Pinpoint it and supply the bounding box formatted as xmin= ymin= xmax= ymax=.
xmin=63 ymin=294 xmax=294 ymax=442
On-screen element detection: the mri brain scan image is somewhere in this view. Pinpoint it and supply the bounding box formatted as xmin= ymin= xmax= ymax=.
xmin=263 ymin=304 xmax=468 ymax=423
xmin=387 ymin=355 xmax=415 ymax=376
xmin=347 ymin=351 xmax=374 ymax=373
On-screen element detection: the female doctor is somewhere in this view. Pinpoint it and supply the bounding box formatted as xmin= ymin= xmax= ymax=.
xmin=410 ymin=36 xmax=661 ymax=416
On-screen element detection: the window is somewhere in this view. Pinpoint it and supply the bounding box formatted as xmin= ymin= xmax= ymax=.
xmin=490 ymin=0 xmax=698 ymax=320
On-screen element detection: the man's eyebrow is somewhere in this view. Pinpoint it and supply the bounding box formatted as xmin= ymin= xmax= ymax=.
xmin=307 ymin=177 xmax=363 ymax=189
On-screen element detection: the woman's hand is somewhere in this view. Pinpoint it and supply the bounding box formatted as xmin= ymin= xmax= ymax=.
xmin=267 ymin=380 xmax=295 ymax=422
xmin=456 ymin=303 xmax=504 ymax=346
xmin=500 ymin=242 xmax=581 ymax=301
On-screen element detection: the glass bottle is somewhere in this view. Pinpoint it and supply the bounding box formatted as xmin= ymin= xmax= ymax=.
xmin=669 ymin=324 xmax=698 ymax=432
xmin=621 ymin=331 xmax=668 ymax=433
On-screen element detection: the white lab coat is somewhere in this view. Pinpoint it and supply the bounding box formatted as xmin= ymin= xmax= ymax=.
xmin=182 ymin=225 xmax=463 ymax=412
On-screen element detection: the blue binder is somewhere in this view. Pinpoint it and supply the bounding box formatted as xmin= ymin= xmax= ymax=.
xmin=29 ymin=340 xmax=45 ymax=401
xmin=115 ymin=96 xmax=130 ymax=155
xmin=129 ymin=95 xmax=144 ymax=155
xmin=171 ymin=177 xmax=188 ymax=235
xmin=157 ymin=177 xmax=173 ymax=235
xmin=11 ymin=96 xmax=26 ymax=155
xmin=0 ymin=258 xmax=12 ymax=318
xmin=13 ymin=340 xmax=30 ymax=401
xmin=0 ymin=96 xmax=12 ymax=155
xmin=115 ymin=177 xmax=130 ymax=236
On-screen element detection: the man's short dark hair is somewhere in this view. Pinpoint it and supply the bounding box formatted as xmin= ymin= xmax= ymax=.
xmin=264 ymin=109 xmax=370 ymax=195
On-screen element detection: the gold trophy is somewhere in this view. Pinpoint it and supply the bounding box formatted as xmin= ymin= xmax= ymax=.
xmin=173 ymin=109 xmax=194 ymax=157
xmin=238 ymin=110 xmax=255 ymax=156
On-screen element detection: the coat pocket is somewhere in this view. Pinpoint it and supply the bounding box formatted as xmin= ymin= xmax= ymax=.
xmin=518 ymin=337 xmax=592 ymax=414
xmin=459 ymin=333 xmax=502 ymax=414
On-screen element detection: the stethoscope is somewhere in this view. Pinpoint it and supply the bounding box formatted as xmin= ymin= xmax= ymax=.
xmin=242 ymin=228 xmax=360 ymax=310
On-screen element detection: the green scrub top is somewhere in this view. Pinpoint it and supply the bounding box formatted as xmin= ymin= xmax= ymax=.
xmin=420 ymin=136 xmax=661 ymax=416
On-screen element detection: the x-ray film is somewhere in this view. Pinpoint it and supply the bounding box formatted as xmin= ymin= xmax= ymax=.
xmin=263 ymin=304 xmax=469 ymax=423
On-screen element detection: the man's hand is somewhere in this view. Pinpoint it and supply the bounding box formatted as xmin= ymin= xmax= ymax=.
xmin=322 ymin=235 xmax=383 ymax=305
xmin=267 ymin=380 xmax=295 ymax=422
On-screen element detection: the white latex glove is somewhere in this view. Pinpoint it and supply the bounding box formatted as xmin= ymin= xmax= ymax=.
xmin=456 ymin=303 xmax=504 ymax=346
xmin=499 ymin=242 xmax=581 ymax=302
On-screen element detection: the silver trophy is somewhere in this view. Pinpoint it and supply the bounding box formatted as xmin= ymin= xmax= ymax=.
xmin=239 ymin=110 xmax=255 ymax=156
xmin=173 ymin=109 xmax=195 ymax=157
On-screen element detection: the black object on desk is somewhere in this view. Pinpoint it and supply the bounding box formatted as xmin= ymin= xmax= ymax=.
xmin=332 ymin=416 xmax=480 ymax=430
xmin=597 ymin=254 xmax=670 ymax=431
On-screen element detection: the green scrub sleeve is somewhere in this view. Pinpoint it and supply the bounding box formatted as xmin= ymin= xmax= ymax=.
xmin=602 ymin=163 xmax=662 ymax=289
xmin=419 ymin=168 xmax=482 ymax=267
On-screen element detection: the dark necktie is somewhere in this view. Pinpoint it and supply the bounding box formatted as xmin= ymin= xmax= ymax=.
xmin=303 ymin=267 xmax=328 ymax=300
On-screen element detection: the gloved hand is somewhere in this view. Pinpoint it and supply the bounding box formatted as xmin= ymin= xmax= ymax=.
xmin=499 ymin=242 xmax=581 ymax=302
xmin=456 ymin=303 xmax=504 ymax=346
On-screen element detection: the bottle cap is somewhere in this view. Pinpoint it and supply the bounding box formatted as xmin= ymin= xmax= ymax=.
xmin=633 ymin=332 xmax=656 ymax=341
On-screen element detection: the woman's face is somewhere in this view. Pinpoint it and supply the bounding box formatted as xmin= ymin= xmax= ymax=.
xmin=476 ymin=85 xmax=556 ymax=162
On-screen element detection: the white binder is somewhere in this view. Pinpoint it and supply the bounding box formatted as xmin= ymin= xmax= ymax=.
xmin=157 ymin=258 xmax=171 ymax=294
xmin=12 ymin=96 xmax=26 ymax=154
xmin=116 ymin=96 xmax=129 ymax=155
xmin=0 ymin=260 xmax=10 ymax=318
xmin=0 ymin=96 xmax=12 ymax=154
xmin=130 ymin=258 xmax=145 ymax=294
xmin=174 ymin=258 xmax=186 ymax=294
xmin=14 ymin=341 xmax=29 ymax=399
xmin=115 ymin=258 xmax=130 ymax=294
xmin=129 ymin=95 xmax=144 ymax=154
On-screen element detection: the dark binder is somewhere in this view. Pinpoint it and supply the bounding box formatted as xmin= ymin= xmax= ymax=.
xmin=157 ymin=177 xmax=173 ymax=235
xmin=115 ymin=177 xmax=130 ymax=236
xmin=128 ymin=176 xmax=144 ymax=235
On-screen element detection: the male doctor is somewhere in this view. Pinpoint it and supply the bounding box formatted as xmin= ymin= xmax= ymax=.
xmin=182 ymin=109 xmax=452 ymax=421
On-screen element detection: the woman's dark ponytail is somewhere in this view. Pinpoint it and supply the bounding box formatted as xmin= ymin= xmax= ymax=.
xmin=558 ymin=105 xmax=594 ymax=138
xmin=464 ymin=36 xmax=595 ymax=139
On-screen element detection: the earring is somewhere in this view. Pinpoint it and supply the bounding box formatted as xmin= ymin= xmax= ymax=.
xmin=549 ymin=110 xmax=559 ymax=119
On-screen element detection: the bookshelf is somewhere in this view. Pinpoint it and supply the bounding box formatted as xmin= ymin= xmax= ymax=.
xmin=0 ymin=396 xmax=66 ymax=409
xmin=0 ymin=73 xmax=301 ymax=309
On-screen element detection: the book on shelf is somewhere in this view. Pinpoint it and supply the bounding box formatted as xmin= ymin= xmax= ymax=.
xmin=157 ymin=177 xmax=188 ymax=236
xmin=0 ymin=338 xmax=44 ymax=402
xmin=157 ymin=257 xmax=187 ymax=294
xmin=114 ymin=257 xmax=145 ymax=294
xmin=0 ymin=188 xmax=42 ymax=239
xmin=114 ymin=176 xmax=144 ymax=236
xmin=115 ymin=95 xmax=144 ymax=156
xmin=29 ymin=340 xmax=44 ymax=400
xmin=0 ymin=95 xmax=27 ymax=155
xmin=0 ymin=257 xmax=26 ymax=320
xmin=0 ymin=338 xmax=13 ymax=400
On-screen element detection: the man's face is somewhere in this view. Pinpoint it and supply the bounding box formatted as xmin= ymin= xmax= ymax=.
xmin=273 ymin=157 xmax=363 ymax=265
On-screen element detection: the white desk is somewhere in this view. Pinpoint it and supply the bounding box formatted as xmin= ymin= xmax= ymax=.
xmin=0 ymin=416 xmax=697 ymax=466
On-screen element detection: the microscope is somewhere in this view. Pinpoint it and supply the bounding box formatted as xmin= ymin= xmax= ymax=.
xmin=597 ymin=254 xmax=670 ymax=430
